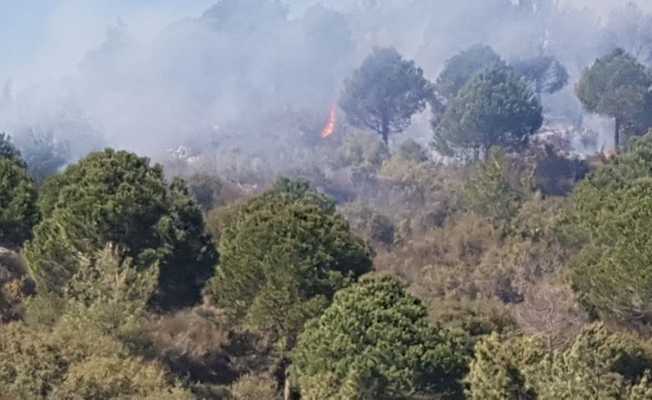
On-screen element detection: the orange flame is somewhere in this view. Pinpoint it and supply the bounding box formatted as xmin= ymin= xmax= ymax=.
xmin=321 ymin=104 xmax=337 ymax=139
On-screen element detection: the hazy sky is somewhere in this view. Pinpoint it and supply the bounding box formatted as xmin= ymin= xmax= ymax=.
xmin=0 ymin=0 xmax=216 ymax=88
xmin=2 ymin=0 xmax=651 ymax=89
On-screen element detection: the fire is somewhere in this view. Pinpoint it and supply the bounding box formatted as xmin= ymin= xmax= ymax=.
xmin=321 ymin=104 xmax=337 ymax=139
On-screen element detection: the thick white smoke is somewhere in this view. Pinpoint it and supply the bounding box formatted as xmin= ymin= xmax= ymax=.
xmin=1 ymin=0 xmax=650 ymax=161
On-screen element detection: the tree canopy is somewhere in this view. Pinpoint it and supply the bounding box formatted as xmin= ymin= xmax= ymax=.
xmin=467 ymin=324 xmax=652 ymax=399
xmin=0 ymin=135 xmax=39 ymax=248
xmin=435 ymin=44 xmax=504 ymax=103
xmin=339 ymin=47 xmax=433 ymax=145
xmin=576 ymin=48 xmax=652 ymax=149
xmin=24 ymin=149 xmax=216 ymax=309
xmin=433 ymin=64 xmax=543 ymax=160
xmin=207 ymin=178 xmax=371 ymax=345
xmin=511 ymin=55 xmax=569 ymax=97
xmin=0 ymin=133 xmax=25 ymax=166
xmin=293 ymin=276 xmax=469 ymax=399
xmin=568 ymin=135 xmax=652 ymax=323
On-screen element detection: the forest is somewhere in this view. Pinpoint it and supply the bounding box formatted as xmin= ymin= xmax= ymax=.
xmin=4 ymin=0 xmax=652 ymax=399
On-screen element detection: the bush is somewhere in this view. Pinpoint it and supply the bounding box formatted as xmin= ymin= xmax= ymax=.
xmin=571 ymin=178 xmax=652 ymax=323
xmin=0 ymin=133 xmax=25 ymax=166
xmin=0 ymin=323 xmax=67 ymax=399
xmin=396 ymin=138 xmax=430 ymax=162
xmin=25 ymin=149 xmax=217 ymax=309
xmin=0 ymin=321 xmax=192 ymax=400
xmin=145 ymin=306 xmax=276 ymax=386
xmin=0 ymin=248 xmax=34 ymax=323
xmin=230 ymin=374 xmax=278 ymax=400
xmin=468 ymin=324 xmax=652 ymax=400
xmin=0 ymin=157 xmax=39 ymax=247
xmin=567 ymin=135 xmax=652 ymax=323
xmin=462 ymin=149 xmax=530 ymax=227
xmin=465 ymin=333 xmax=542 ymax=400
xmin=55 ymin=355 xmax=192 ymax=400
xmin=0 ymin=245 xmax=192 ymax=399
xmin=207 ymin=179 xmax=371 ymax=346
xmin=293 ymin=276 xmax=469 ymax=400
xmin=334 ymin=131 xmax=389 ymax=170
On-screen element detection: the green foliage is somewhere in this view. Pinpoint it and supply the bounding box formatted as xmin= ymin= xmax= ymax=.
xmin=463 ymin=149 xmax=530 ymax=227
xmin=0 ymin=132 xmax=26 ymax=167
xmin=0 ymin=241 xmax=192 ymax=399
xmin=466 ymin=333 xmax=542 ymax=400
xmin=25 ymin=149 xmax=216 ymax=309
xmin=577 ymin=133 xmax=652 ymax=194
xmin=567 ymin=135 xmax=652 ymax=323
xmin=571 ymin=178 xmax=652 ymax=323
xmin=531 ymin=324 xmax=652 ymax=399
xmin=208 ymin=178 xmax=371 ymax=346
xmin=0 ymin=157 xmax=39 ymax=247
xmin=293 ymin=276 xmax=469 ymax=400
xmin=433 ymin=64 xmax=543 ymax=160
xmin=576 ymin=48 xmax=652 ymax=148
xmin=340 ymin=47 xmax=433 ymax=144
xmin=468 ymin=324 xmax=652 ymax=400
xmin=435 ymin=44 xmax=503 ymax=102
xmin=61 ymin=244 xmax=158 ymax=343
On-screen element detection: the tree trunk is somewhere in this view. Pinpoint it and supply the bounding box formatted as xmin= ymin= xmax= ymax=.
xmin=284 ymin=375 xmax=291 ymax=400
xmin=614 ymin=117 xmax=621 ymax=152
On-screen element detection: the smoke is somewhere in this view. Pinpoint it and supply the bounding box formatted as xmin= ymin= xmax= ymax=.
xmin=1 ymin=0 xmax=650 ymax=164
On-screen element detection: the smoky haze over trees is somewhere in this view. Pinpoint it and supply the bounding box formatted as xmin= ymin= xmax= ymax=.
xmin=3 ymin=0 xmax=652 ymax=161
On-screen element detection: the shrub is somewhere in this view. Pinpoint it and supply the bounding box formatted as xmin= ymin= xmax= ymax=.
xmin=0 ymin=133 xmax=25 ymax=166
xmin=571 ymin=178 xmax=652 ymax=323
xmin=55 ymin=355 xmax=192 ymax=400
xmin=467 ymin=324 xmax=652 ymax=400
xmin=230 ymin=374 xmax=278 ymax=400
xmin=293 ymin=276 xmax=469 ymax=399
xmin=334 ymin=131 xmax=389 ymax=170
xmin=0 ymin=321 xmax=192 ymax=400
xmin=25 ymin=149 xmax=217 ymax=309
xmin=466 ymin=333 xmax=542 ymax=400
xmin=396 ymin=138 xmax=430 ymax=162
xmin=145 ymin=307 xmax=274 ymax=385
xmin=208 ymin=178 xmax=371 ymax=346
xmin=462 ymin=149 xmax=530 ymax=227
xmin=0 ymin=157 xmax=39 ymax=247
xmin=0 ymin=248 xmax=34 ymax=323
xmin=0 ymin=323 xmax=67 ymax=399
